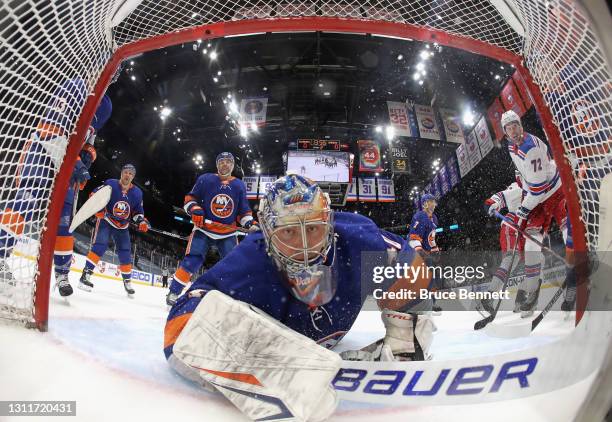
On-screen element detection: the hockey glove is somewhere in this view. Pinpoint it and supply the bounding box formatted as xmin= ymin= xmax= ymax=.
xmin=70 ymin=159 xmax=90 ymax=187
xmin=516 ymin=206 xmax=530 ymax=232
xmin=190 ymin=206 xmax=205 ymax=228
xmin=138 ymin=218 xmax=150 ymax=233
xmin=243 ymin=219 xmax=260 ymax=232
xmin=484 ymin=193 xmax=503 ymax=216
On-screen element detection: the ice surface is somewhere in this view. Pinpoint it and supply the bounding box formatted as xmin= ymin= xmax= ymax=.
xmin=0 ymin=272 xmax=592 ymax=421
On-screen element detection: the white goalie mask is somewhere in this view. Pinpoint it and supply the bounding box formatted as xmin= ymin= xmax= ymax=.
xmin=258 ymin=175 xmax=336 ymax=307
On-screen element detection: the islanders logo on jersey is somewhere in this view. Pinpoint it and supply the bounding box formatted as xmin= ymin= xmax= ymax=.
xmin=427 ymin=229 xmax=437 ymax=249
xmin=210 ymin=194 xmax=234 ymax=218
xmin=571 ymin=99 xmax=599 ymax=137
xmin=112 ymin=201 xmax=131 ymax=219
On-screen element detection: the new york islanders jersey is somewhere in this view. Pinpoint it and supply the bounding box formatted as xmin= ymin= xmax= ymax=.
xmin=184 ymin=174 xmax=252 ymax=239
xmin=507 ymin=133 xmax=561 ymax=212
xmin=95 ymin=179 xmax=144 ymax=229
xmin=408 ymin=210 xmax=439 ymax=253
xmin=165 ymin=212 xmax=414 ymax=357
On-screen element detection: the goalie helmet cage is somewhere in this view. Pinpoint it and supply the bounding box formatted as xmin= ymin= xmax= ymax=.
xmin=0 ymin=1 xmax=609 ymax=332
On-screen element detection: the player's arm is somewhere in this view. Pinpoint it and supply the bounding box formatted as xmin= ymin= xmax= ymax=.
xmin=183 ymin=176 xmax=205 ymax=227
xmin=236 ymin=181 xmax=255 ymax=230
xmin=344 ymin=237 xmax=434 ymax=362
xmin=132 ymin=192 xmax=149 ymax=232
xmin=408 ymin=214 xmax=427 ymax=255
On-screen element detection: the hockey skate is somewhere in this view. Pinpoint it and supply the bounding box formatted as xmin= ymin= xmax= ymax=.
xmin=166 ymin=291 xmax=178 ymax=307
xmin=561 ymin=285 xmax=576 ymax=312
xmin=477 ymin=296 xmax=496 ymax=318
xmin=514 ymin=289 xmax=526 ymax=313
xmin=78 ymin=268 xmax=94 ymax=291
xmin=55 ymin=273 xmax=73 ymax=297
xmin=520 ymin=280 xmax=542 ymax=318
xmin=123 ymin=280 xmax=135 ymax=297
xmin=0 ymin=258 xmax=16 ymax=296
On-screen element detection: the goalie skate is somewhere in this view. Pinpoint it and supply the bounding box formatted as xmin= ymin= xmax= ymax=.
xmin=78 ymin=268 xmax=94 ymax=292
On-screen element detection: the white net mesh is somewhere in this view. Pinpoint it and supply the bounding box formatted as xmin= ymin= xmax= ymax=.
xmin=0 ymin=0 xmax=609 ymax=327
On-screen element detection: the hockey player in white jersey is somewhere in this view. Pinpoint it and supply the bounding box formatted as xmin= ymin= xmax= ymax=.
xmin=482 ymin=172 xmax=527 ymax=314
xmin=501 ymin=110 xmax=570 ymax=317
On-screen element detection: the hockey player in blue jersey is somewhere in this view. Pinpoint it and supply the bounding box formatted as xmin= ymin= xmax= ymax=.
xmin=54 ymin=95 xmax=112 ymax=297
xmin=77 ymin=164 xmax=150 ymax=296
xmin=165 ymin=152 xmax=255 ymax=306
xmin=1 ymin=78 xmax=92 ymax=286
xmin=408 ymin=193 xmax=442 ymax=312
xmin=163 ymin=175 xmax=434 ymax=421
xmin=408 ymin=193 xmax=440 ymax=255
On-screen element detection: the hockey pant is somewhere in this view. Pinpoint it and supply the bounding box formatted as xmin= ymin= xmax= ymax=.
xmin=84 ymin=219 xmax=132 ymax=282
xmin=169 ymin=231 xmax=238 ymax=295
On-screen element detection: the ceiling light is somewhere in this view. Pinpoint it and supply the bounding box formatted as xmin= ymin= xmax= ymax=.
xmin=217 ymin=70 xmax=222 ymax=75
xmin=209 ymin=51 xmax=218 ymax=60
xmin=370 ymin=88 xmax=375 ymax=93
xmin=413 ymin=72 xmax=420 ymax=80
xmin=153 ymin=106 xmax=157 ymax=111
xmin=323 ymin=91 xmax=331 ymax=96
xmin=462 ymin=109 xmax=475 ymax=126
xmin=385 ymin=125 xmax=395 ymax=141
xmin=197 ymin=155 xmax=202 ymax=160
xmin=420 ymin=51 xmax=429 ymax=60
xmin=375 ymin=126 xmax=383 ymax=133
xmin=202 ymin=49 xmax=208 ymax=54
xmin=256 ymin=169 xmax=261 ymax=174
xmin=416 ymin=62 xmax=425 ymax=71
xmin=418 ymin=80 xmax=424 ymax=85
xmin=130 ymin=61 xmax=134 ymax=65
xmin=397 ymin=54 xmax=403 ymax=60
xmin=263 ymin=86 xmax=268 ymax=91
xmin=213 ymin=77 xmax=218 ymax=83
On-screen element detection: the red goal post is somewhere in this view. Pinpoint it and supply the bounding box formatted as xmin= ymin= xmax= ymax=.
xmin=0 ymin=1 xmax=609 ymax=331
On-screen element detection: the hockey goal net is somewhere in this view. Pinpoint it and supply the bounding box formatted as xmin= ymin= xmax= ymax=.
xmin=0 ymin=0 xmax=609 ymax=330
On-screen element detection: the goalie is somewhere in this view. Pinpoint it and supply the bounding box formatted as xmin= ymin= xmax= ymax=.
xmin=164 ymin=174 xmax=434 ymax=421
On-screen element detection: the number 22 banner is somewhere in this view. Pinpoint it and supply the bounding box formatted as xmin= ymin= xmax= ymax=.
xmin=358 ymin=140 xmax=382 ymax=172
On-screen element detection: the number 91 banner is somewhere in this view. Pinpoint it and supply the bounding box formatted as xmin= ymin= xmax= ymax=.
xmin=358 ymin=140 xmax=382 ymax=172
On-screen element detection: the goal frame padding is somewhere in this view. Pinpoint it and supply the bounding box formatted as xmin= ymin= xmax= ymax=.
xmin=34 ymin=17 xmax=589 ymax=330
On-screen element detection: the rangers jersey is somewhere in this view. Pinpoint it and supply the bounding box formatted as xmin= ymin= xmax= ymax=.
xmin=183 ymin=174 xmax=253 ymax=239
xmin=507 ymin=132 xmax=561 ymax=212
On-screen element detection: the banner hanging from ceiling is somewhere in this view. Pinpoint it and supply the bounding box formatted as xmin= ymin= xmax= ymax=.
xmin=358 ymin=140 xmax=383 ymax=172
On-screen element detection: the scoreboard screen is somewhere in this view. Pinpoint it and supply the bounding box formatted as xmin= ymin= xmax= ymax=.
xmin=297 ymin=139 xmax=341 ymax=151
xmin=287 ymin=150 xmax=350 ymax=183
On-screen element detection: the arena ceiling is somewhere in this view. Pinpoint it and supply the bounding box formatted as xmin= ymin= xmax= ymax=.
xmin=91 ymin=31 xmax=517 ymax=232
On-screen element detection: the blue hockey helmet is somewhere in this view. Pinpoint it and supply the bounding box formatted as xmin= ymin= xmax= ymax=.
xmin=122 ymin=163 xmax=136 ymax=174
xmin=421 ymin=193 xmax=436 ymax=206
xmin=216 ymin=152 xmax=234 ymax=164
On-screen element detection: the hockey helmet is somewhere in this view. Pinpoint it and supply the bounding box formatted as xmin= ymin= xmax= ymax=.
xmin=258 ymin=174 xmax=336 ymax=307
xmin=500 ymin=110 xmax=521 ymax=130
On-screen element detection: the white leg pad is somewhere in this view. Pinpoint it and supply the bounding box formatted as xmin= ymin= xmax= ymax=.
xmin=172 ymin=290 xmax=341 ymax=422
xmin=382 ymin=310 xmax=434 ymax=358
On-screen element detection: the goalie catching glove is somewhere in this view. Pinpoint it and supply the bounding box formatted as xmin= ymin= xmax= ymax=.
xmin=340 ymin=309 xmax=434 ymax=361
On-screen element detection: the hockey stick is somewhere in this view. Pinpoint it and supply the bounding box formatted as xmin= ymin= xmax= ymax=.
xmin=493 ymin=210 xmax=566 ymax=263
xmin=473 ymin=244 xmax=518 ymax=330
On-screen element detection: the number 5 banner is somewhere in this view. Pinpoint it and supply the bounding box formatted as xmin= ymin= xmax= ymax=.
xmin=243 ymin=176 xmax=259 ymax=199
xmin=358 ymin=140 xmax=382 ymax=172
